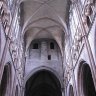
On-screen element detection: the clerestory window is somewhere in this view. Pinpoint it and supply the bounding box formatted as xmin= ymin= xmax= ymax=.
xmin=33 ymin=43 xmax=38 ymax=49
xmin=50 ymin=42 xmax=54 ymax=49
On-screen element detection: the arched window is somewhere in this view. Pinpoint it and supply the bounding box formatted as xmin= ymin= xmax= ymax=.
xmin=33 ymin=43 xmax=38 ymax=49
xmin=50 ymin=42 xmax=54 ymax=49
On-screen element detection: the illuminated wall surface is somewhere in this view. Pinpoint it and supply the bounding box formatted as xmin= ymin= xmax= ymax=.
xmin=0 ymin=0 xmax=96 ymax=96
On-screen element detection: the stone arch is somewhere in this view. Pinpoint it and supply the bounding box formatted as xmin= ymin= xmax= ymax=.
xmin=19 ymin=1 xmax=68 ymax=36
xmin=26 ymin=37 xmax=63 ymax=57
xmin=24 ymin=26 xmax=62 ymax=44
xmin=24 ymin=66 xmax=64 ymax=89
xmin=0 ymin=63 xmax=12 ymax=96
xmin=22 ymin=16 xmax=67 ymax=34
xmin=77 ymin=60 xmax=96 ymax=96
xmin=24 ymin=68 xmax=63 ymax=96
xmin=23 ymin=17 xmax=64 ymax=34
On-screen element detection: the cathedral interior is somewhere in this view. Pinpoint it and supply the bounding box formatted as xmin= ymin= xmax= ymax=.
xmin=0 ymin=0 xmax=96 ymax=96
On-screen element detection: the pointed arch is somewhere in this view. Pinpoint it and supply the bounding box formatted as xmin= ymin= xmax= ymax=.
xmin=0 ymin=63 xmax=12 ymax=96
xmin=23 ymin=66 xmax=64 ymax=89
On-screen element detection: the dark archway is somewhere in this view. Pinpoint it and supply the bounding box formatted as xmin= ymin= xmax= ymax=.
xmin=15 ymin=85 xmax=18 ymax=96
xmin=78 ymin=62 xmax=96 ymax=96
xmin=0 ymin=64 xmax=11 ymax=96
xmin=69 ymin=85 xmax=74 ymax=96
xmin=24 ymin=70 xmax=62 ymax=96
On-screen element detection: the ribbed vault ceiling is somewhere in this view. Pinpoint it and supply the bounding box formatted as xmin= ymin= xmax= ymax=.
xmin=20 ymin=0 xmax=70 ymax=55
